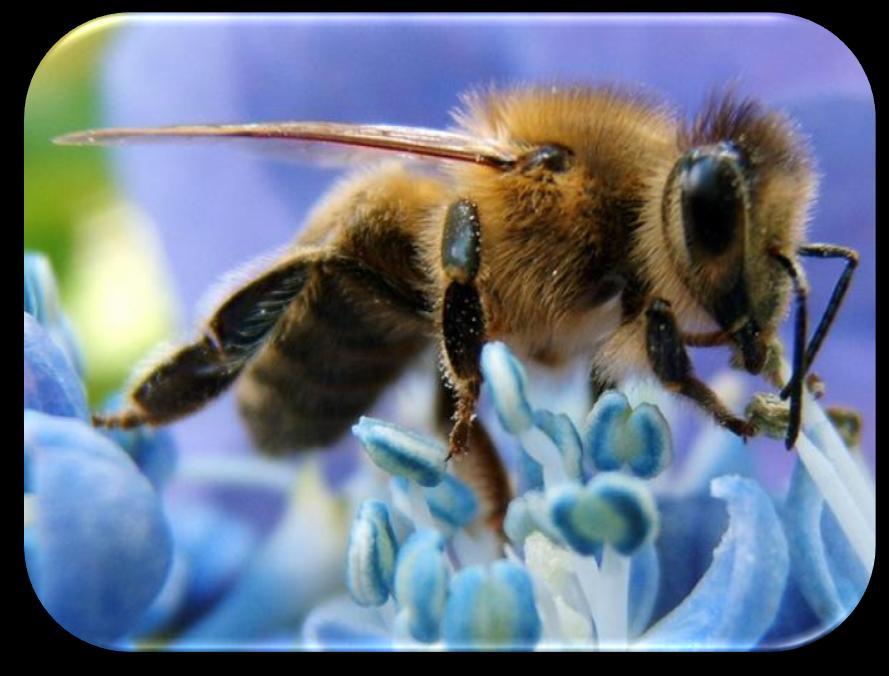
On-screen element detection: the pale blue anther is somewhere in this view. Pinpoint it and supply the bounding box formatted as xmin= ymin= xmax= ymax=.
xmin=583 ymin=390 xmax=672 ymax=479
xmin=353 ymin=417 xmax=447 ymax=487
xmin=503 ymin=499 xmax=535 ymax=546
xmin=441 ymin=560 xmax=542 ymax=651
xmin=549 ymin=472 xmax=659 ymax=556
xmin=346 ymin=500 xmax=399 ymax=607
xmin=424 ymin=474 xmax=479 ymax=530
xmin=480 ymin=342 xmax=534 ymax=434
xmin=393 ymin=529 xmax=449 ymax=643
xmin=533 ymin=409 xmax=584 ymax=481
xmin=503 ymin=491 xmax=565 ymax=547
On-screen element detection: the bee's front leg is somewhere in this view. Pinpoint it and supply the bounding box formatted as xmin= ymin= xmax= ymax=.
xmin=645 ymin=298 xmax=756 ymax=439
xmin=440 ymin=199 xmax=486 ymax=458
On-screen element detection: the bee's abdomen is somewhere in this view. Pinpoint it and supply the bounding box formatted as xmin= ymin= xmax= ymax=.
xmin=236 ymin=269 xmax=430 ymax=453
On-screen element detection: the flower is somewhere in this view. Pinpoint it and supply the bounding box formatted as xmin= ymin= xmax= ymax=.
xmin=303 ymin=342 xmax=873 ymax=651
xmin=24 ymin=253 xmax=350 ymax=649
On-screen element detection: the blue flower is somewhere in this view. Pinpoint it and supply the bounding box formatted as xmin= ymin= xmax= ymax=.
xmin=24 ymin=253 xmax=349 ymax=649
xmin=304 ymin=342 xmax=873 ymax=651
xmin=24 ymin=411 xmax=173 ymax=646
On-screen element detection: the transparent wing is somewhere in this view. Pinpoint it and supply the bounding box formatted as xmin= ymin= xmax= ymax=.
xmin=54 ymin=122 xmax=517 ymax=170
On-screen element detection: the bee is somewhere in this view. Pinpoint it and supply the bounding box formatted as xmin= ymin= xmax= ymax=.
xmin=57 ymin=85 xmax=858 ymax=464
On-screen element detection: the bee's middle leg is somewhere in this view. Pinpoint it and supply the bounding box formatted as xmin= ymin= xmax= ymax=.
xmin=436 ymin=379 xmax=511 ymax=532
xmin=645 ymin=298 xmax=756 ymax=438
xmin=440 ymin=199 xmax=486 ymax=458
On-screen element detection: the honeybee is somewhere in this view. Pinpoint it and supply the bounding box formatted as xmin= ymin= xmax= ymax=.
xmin=58 ymin=85 xmax=857 ymax=463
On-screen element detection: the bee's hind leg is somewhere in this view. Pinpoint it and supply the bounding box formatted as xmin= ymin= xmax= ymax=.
xmin=645 ymin=298 xmax=756 ymax=439
xmin=440 ymin=199 xmax=487 ymax=458
xmin=94 ymin=253 xmax=314 ymax=430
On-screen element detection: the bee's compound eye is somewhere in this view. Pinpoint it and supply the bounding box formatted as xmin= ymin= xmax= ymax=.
xmin=679 ymin=150 xmax=745 ymax=258
xmin=523 ymin=144 xmax=574 ymax=173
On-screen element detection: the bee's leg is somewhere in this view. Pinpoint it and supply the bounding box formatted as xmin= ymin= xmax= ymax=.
xmin=436 ymin=379 xmax=511 ymax=532
xmin=783 ymin=243 xmax=859 ymax=394
xmin=440 ymin=199 xmax=486 ymax=458
xmin=93 ymin=253 xmax=314 ymax=429
xmin=645 ymin=298 xmax=756 ymax=438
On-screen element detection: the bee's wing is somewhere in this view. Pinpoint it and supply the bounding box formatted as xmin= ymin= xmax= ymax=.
xmin=54 ymin=122 xmax=517 ymax=169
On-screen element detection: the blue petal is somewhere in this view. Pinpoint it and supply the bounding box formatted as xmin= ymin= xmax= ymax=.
xmin=628 ymin=542 xmax=660 ymax=639
xmin=480 ymin=342 xmax=534 ymax=434
xmin=353 ymin=417 xmax=447 ymax=487
xmin=669 ymin=425 xmax=754 ymax=496
xmin=441 ymin=561 xmax=541 ymax=651
xmin=24 ymin=411 xmax=173 ymax=646
xmin=302 ymin=595 xmax=392 ymax=651
xmin=393 ymin=529 xmax=449 ymax=643
xmin=649 ymin=494 xmax=729 ymax=625
xmin=173 ymin=473 xmax=347 ymax=646
xmin=822 ymin=505 xmax=869 ymax=615
xmin=24 ymin=313 xmax=88 ymax=420
xmin=549 ymin=473 xmax=659 ymax=556
xmin=166 ymin=500 xmax=262 ymax=622
xmin=424 ymin=474 xmax=479 ymax=530
xmin=641 ymin=476 xmax=789 ymax=650
xmin=533 ymin=409 xmax=583 ymax=481
xmin=780 ymin=460 xmax=869 ymax=633
xmin=99 ymin=394 xmax=178 ymax=490
xmin=24 ymin=252 xmax=62 ymax=326
xmin=346 ymin=500 xmax=399 ymax=607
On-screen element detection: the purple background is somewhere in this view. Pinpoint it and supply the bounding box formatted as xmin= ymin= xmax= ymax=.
xmin=96 ymin=14 xmax=875 ymax=479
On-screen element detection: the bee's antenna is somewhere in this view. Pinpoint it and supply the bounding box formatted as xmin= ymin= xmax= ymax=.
xmin=770 ymin=250 xmax=809 ymax=449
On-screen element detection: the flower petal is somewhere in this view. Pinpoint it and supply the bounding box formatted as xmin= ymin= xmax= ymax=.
xmin=99 ymin=394 xmax=178 ymax=490
xmin=302 ymin=594 xmax=392 ymax=651
xmin=24 ymin=252 xmax=62 ymax=327
xmin=24 ymin=313 xmax=88 ymax=420
xmin=628 ymin=542 xmax=660 ymax=639
xmin=640 ymin=475 xmax=789 ymax=650
xmin=24 ymin=411 xmax=173 ymax=646
xmin=441 ymin=561 xmax=542 ymax=651
xmin=174 ymin=466 xmax=347 ymax=646
xmin=353 ymin=417 xmax=447 ymax=487
xmin=780 ymin=460 xmax=869 ymax=632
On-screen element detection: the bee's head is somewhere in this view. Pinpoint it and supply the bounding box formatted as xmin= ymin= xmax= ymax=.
xmin=662 ymin=92 xmax=816 ymax=373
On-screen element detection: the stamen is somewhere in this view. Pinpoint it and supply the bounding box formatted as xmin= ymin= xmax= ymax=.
xmin=440 ymin=560 xmax=542 ymax=650
xmin=353 ymin=417 xmax=448 ymax=487
xmin=549 ymin=473 xmax=659 ymax=556
xmin=345 ymin=500 xmax=399 ymax=608
xmin=393 ymin=530 xmax=450 ymax=644
xmin=583 ymin=391 xmax=672 ymax=479
xmin=480 ymin=342 xmax=534 ymax=434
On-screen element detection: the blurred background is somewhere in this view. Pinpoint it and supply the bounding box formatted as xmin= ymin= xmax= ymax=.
xmin=25 ymin=13 xmax=874 ymax=491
